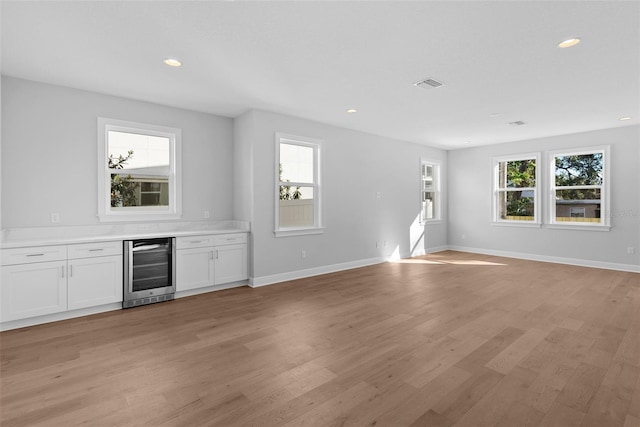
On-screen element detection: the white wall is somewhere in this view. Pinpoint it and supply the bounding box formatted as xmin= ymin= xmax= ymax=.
xmin=448 ymin=125 xmax=640 ymax=270
xmin=234 ymin=109 xmax=448 ymax=283
xmin=1 ymin=76 xmax=234 ymax=228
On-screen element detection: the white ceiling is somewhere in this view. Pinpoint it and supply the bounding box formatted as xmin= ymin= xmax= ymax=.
xmin=2 ymin=1 xmax=638 ymax=149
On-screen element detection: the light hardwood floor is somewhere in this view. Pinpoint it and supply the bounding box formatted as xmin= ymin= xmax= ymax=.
xmin=1 ymin=251 xmax=639 ymax=426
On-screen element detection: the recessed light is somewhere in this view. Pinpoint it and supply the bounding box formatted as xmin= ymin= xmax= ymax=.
xmin=558 ymin=38 xmax=580 ymax=49
xmin=619 ymin=116 xmax=632 ymax=121
xmin=463 ymin=141 xmax=470 ymax=144
xmin=489 ymin=113 xmax=500 ymax=118
xmin=346 ymin=108 xmax=358 ymax=113
xmin=163 ymin=58 xmax=182 ymax=67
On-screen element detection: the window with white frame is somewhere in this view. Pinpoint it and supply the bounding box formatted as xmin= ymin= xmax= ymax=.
xmin=420 ymin=160 xmax=440 ymax=222
xmin=97 ymin=118 xmax=181 ymax=222
xmin=493 ymin=153 xmax=540 ymax=224
xmin=275 ymin=133 xmax=322 ymax=236
xmin=550 ymin=146 xmax=609 ymax=227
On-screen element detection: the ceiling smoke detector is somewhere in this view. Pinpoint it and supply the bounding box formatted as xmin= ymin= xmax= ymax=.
xmin=509 ymin=121 xmax=527 ymax=126
xmin=413 ymin=78 xmax=444 ymax=89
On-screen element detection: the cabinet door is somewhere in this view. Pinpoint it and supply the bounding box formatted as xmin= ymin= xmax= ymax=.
xmin=68 ymin=256 xmax=123 ymax=310
xmin=176 ymin=247 xmax=214 ymax=291
xmin=214 ymin=244 xmax=248 ymax=284
xmin=1 ymin=261 xmax=67 ymax=321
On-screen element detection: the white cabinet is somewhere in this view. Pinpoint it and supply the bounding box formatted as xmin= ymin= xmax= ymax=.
xmin=176 ymin=247 xmax=214 ymax=291
xmin=176 ymin=235 xmax=215 ymax=292
xmin=1 ymin=231 xmax=248 ymax=325
xmin=213 ymin=234 xmax=247 ymax=284
xmin=1 ymin=260 xmax=67 ymax=322
xmin=67 ymin=241 xmax=123 ymax=310
xmin=1 ymin=245 xmax=69 ymax=322
xmin=176 ymin=233 xmax=248 ymax=291
xmin=1 ymin=241 xmax=122 ymax=322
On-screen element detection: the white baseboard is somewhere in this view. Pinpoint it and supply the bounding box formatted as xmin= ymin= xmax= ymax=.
xmin=401 ymin=245 xmax=449 ymax=259
xmin=250 ymin=246 xmax=462 ymax=288
xmin=175 ymin=281 xmax=248 ymax=299
xmin=447 ymin=245 xmax=640 ymax=273
xmin=0 ymin=303 xmax=122 ymax=332
xmin=426 ymin=245 xmax=450 ymax=254
xmin=250 ymin=256 xmax=387 ymax=288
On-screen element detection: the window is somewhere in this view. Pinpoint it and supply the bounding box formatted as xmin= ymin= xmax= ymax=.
xmin=493 ymin=153 xmax=540 ymax=225
xmin=275 ymin=133 xmax=322 ymax=236
xmin=97 ymin=118 xmax=181 ymax=222
xmin=550 ymin=146 xmax=609 ymax=228
xmin=420 ymin=160 xmax=441 ymax=222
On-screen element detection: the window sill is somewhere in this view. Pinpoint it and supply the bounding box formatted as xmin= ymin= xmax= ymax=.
xmin=98 ymin=212 xmax=182 ymax=223
xmin=421 ymin=220 xmax=443 ymax=226
xmin=546 ymin=223 xmax=611 ymax=232
xmin=274 ymin=227 xmax=325 ymax=238
xmin=492 ymin=221 xmax=542 ymax=229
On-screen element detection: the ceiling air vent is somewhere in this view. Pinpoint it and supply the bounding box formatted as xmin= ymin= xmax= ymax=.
xmin=413 ymin=78 xmax=444 ymax=89
xmin=509 ymin=121 xmax=527 ymax=126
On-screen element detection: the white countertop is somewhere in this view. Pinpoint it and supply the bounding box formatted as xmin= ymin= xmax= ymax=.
xmin=1 ymin=221 xmax=250 ymax=249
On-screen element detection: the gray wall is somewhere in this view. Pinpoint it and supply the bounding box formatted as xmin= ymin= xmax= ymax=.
xmin=234 ymin=109 xmax=448 ymax=281
xmin=1 ymin=76 xmax=234 ymax=227
xmin=448 ymin=125 xmax=640 ymax=268
xmin=3 ymin=76 xmax=634 ymax=282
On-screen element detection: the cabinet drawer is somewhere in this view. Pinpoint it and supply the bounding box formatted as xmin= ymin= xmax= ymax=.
xmin=213 ymin=233 xmax=247 ymax=246
xmin=176 ymin=235 xmax=215 ymax=250
xmin=1 ymin=245 xmax=67 ymax=266
xmin=68 ymin=241 xmax=122 ymax=259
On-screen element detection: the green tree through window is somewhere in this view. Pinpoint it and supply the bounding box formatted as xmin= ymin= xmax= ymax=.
xmin=109 ymin=150 xmax=139 ymax=207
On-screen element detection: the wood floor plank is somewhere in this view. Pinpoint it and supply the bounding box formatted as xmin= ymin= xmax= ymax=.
xmin=485 ymin=327 xmax=548 ymax=375
xmin=1 ymin=250 xmax=638 ymax=426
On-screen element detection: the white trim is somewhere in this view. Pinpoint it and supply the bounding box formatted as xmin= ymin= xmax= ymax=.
xmin=420 ymin=158 xmax=441 ymax=223
xmin=0 ymin=280 xmax=250 ymax=331
xmin=492 ymin=152 xmax=541 ymax=225
xmin=249 ymin=256 xmax=386 ymax=288
xmin=274 ymin=228 xmax=325 ymax=238
xmin=274 ymin=133 xmax=323 ymax=235
xmin=548 ymin=145 xmax=610 ymax=228
xmin=0 ymin=302 xmax=122 ymax=331
xmin=492 ymin=221 xmax=542 ymax=228
xmin=545 ymin=224 xmax=611 ymax=232
xmin=249 ymin=244 xmax=451 ymax=288
xmin=410 ymin=244 xmax=450 ymax=257
xmin=447 ymin=245 xmax=639 ymax=273
xmin=97 ymin=117 xmax=182 ymax=222
xmin=175 ymin=281 xmax=247 ymax=298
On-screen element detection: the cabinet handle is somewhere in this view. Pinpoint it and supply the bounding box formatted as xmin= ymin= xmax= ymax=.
xmin=215 ymin=250 xmax=219 ymax=260
xmin=190 ymin=240 xmax=203 ymax=244
xmin=26 ymin=253 xmax=45 ymax=257
xmin=88 ymin=248 xmax=104 ymax=252
xmin=210 ymin=250 xmax=214 ymax=260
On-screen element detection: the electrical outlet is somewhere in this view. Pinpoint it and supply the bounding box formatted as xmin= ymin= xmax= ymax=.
xmin=376 ymin=242 xmax=380 ymax=248
xmin=376 ymin=191 xmax=381 ymax=199
xmin=301 ymin=250 xmax=306 ymax=259
xmin=50 ymin=213 xmax=60 ymax=223
xmin=628 ymin=247 xmax=636 ymax=255
xmin=384 ymin=241 xmax=387 ymax=247
xmin=203 ymin=210 xmax=210 ymax=219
